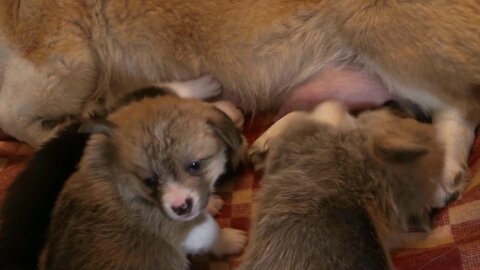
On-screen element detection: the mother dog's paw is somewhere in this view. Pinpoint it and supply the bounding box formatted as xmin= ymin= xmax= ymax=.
xmin=439 ymin=161 xmax=468 ymax=206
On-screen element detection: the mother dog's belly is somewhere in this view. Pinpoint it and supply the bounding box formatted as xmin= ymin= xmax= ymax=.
xmin=275 ymin=66 xmax=393 ymax=119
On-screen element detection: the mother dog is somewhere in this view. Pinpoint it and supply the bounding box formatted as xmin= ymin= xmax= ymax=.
xmin=0 ymin=0 xmax=479 ymax=203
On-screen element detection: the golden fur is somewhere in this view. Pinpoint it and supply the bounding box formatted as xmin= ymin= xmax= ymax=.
xmin=1 ymin=0 xmax=478 ymax=109
xmin=0 ymin=0 xmax=478 ymax=198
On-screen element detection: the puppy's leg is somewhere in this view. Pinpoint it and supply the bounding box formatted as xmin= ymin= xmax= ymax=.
xmin=210 ymin=227 xmax=247 ymax=257
xmin=249 ymin=111 xmax=309 ymax=170
xmin=434 ymin=108 xmax=476 ymax=206
xmin=160 ymin=74 xmax=222 ymax=100
xmin=206 ymin=195 xmax=224 ymax=216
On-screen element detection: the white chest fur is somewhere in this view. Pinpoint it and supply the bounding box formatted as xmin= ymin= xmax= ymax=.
xmin=182 ymin=214 xmax=220 ymax=254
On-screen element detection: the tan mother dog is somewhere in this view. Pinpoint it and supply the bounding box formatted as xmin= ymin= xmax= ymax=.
xmin=0 ymin=0 xmax=479 ymax=203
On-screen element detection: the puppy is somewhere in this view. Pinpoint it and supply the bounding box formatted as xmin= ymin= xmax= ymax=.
xmin=40 ymin=93 xmax=247 ymax=270
xmin=0 ymin=76 xmax=244 ymax=270
xmin=1 ymin=0 xmax=478 ymax=204
xmin=241 ymin=101 xmax=444 ymax=270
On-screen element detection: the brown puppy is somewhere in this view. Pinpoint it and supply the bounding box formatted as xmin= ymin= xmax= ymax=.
xmin=40 ymin=95 xmax=247 ymax=270
xmin=0 ymin=0 xmax=478 ymax=200
xmin=242 ymin=101 xmax=444 ymax=270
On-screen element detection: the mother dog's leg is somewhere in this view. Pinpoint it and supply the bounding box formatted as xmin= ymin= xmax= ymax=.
xmin=433 ymin=108 xmax=477 ymax=206
xmin=0 ymin=40 xmax=98 ymax=148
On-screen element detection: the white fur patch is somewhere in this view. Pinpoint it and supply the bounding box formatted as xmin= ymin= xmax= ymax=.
xmin=161 ymin=74 xmax=221 ymax=99
xmin=433 ymin=184 xmax=449 ymax=208
xmin=435 ymin=108 xmax=475 ymax=193
xmin=182 ymin=214 xmax=220 ymax=254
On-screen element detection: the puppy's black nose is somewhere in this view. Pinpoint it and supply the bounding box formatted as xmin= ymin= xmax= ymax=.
xmin=171 ymin=198 xmax=193 ymax=216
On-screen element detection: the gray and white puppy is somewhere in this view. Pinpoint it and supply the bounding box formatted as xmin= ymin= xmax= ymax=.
xmin=242 ymin=101 xmax=445 ymax=270
xmin=40 ymin=93 xmax=248 ymax=270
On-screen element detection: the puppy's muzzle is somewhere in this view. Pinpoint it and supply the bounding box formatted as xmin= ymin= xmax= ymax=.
xmin=171 ymin=197 xmax=193 ymax=216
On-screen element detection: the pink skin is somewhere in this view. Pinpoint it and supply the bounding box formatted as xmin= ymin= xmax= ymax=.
xmin=163 ymin=184 xmax=199 ymax=221
xmin=275 ymin=66 xmax=394 ymax=120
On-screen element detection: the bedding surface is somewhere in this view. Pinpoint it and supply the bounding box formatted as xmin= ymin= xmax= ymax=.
xmin=0 ymin=116 xmax=479 ymax=270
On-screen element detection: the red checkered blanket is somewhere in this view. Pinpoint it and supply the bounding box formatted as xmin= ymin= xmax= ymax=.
xmin=1 ymin=117 xmax=480 ymax=270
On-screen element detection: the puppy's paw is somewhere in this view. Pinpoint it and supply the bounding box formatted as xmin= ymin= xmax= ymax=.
xmin=207 ymin=195 xmax=224 ymax=216
xmin=170 ymin=74 xmax=222 ymax=99
xmin=249 ymin=111 xmax=307 ymax=171
xmin=211 ymin=228 xmax=247 ymax=257
xmin=213 ymin=101 xmax=245 ymax=129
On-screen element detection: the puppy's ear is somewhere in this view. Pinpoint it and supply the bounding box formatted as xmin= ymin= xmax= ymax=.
xmin=208 ymin=109 xmax=243 ymax=151
xmin=208 ymin=108 xmax=246 ymax=179
xmin=78 ymin=119 xmax=117 ymax=137
xmin=372 ymin=136 xmax=429 ymax=163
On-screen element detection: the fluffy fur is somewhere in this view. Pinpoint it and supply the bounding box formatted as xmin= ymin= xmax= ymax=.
xmin=242 ymin=102 xmax=445 ymax=270
xmin=0 ymin=0 xmax=477 ymax=201
xmin=41 ymin=95 xmax=247 ymax=270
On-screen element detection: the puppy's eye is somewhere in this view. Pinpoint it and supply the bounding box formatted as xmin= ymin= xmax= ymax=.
xmin=186 ymin=161 xmax=202 ymax=175
xmin=144 ymin=173 xmax=159 ymax=188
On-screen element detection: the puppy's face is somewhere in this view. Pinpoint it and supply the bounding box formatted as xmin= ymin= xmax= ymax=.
xmin=84 ymin=96 xmax=244 ymax=221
